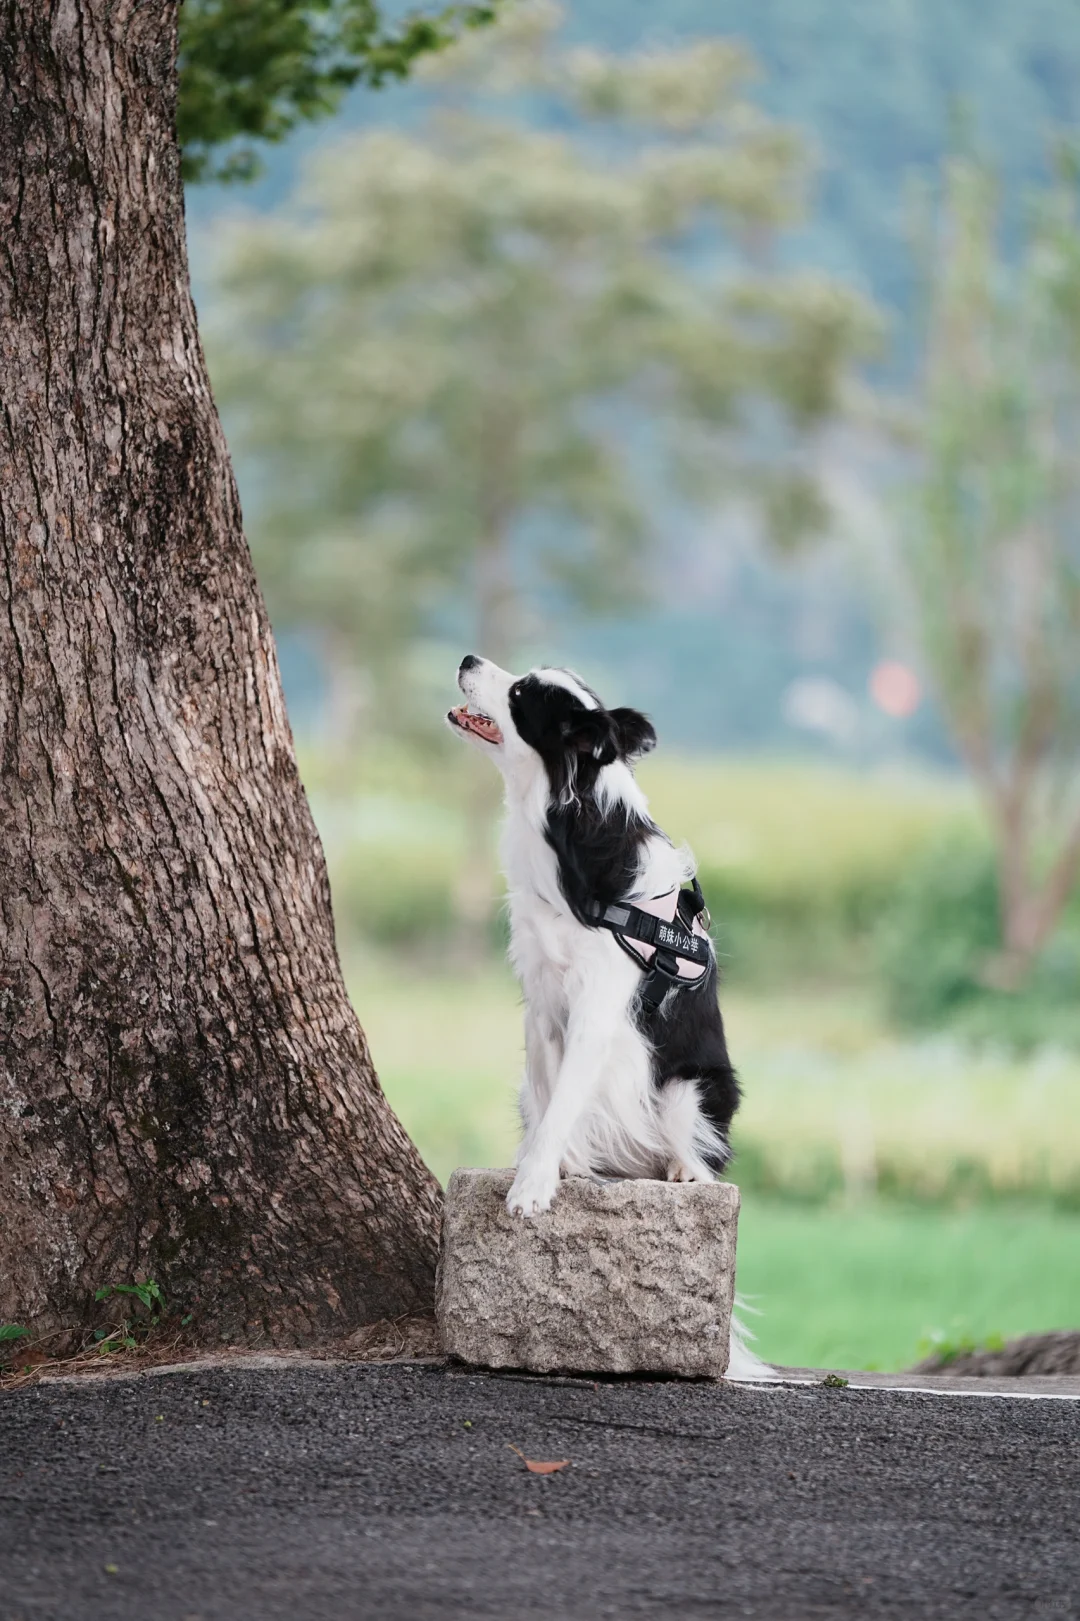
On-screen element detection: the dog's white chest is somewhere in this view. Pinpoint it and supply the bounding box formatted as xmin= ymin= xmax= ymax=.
xmin=507 ymin=893 xmax=576 ymax=1010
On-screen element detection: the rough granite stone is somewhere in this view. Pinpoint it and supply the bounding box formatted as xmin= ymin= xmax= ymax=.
xmin=436 ymin=1169 xmax=740 ymax=1378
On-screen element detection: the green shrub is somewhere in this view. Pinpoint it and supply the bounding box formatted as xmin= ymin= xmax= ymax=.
xmin=878 ymin=837 xmax=1000 ymax=1024
xmin=309 ymin=755 xmax=983 ymax=975
xmin=316 ymin=793 xmax=461 ymax=949
xmin=643 ymin=758 xmax=975 ymax=986
xmin=330 ymin=844 xmax=457 ymax=948
xmin=879 ymin=837 xmax=1080 ymax=1050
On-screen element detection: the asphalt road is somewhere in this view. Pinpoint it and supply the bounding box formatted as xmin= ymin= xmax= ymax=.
xmin=2 ymin=1361 xmax=1077 ymax=1620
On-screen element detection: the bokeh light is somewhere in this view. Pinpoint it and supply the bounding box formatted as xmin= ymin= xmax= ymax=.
xmin=869 ymin=660 xmax=921 ymax=719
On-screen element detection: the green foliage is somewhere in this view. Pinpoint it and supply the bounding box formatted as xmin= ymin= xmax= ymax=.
xmin=0 ymin=1324 xmax=29 ymax=1375
xmin=93 ymin=1280 xmax=168 ymax=1355
xmin=879 ymin=836 xmax=1080 ymax=1049
xmin=182 ymin=0 xmax=1080 ymax=315
xmin=879 ymin=837 xmax=1001 ymax=1026
xmin=207 ymin=3 xmax=876 ymax=744
xmin=180 ymin=0 xmax=1080 ymax=340
xmin=883 ymin=156 xmax=1080 ymax=981
xmin=916 ymin=1327 xmax=1005 ymax=1367
xmin=178 ymin=0 xmax=500 ymax=181
xmin=94 ymin=1280 xmax=166 ymax=1313
xmin=902 ymin=159 xmax=1080 ymax=760
xmin=731 ymin=1134 xmax=1080 ymax=1213
xmin=641 ymin=757 xmax=972 ymax=982
xmin=331 ymin=833 xmax=459 ymax=948
xmin=565 ymin=0 xmax=1080 ymax=331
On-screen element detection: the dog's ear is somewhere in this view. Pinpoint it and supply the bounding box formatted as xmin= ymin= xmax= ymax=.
xmin=561 ymin=708 xmax=619 ymax=766
xmin=609 ymin=706 xmax=656 ymax=759
xmin=561 ymin=705 xmax=656 ymax=764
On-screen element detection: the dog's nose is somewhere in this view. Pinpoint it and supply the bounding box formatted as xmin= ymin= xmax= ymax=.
xmin=459 ymin=653 xmax=481 ymax=673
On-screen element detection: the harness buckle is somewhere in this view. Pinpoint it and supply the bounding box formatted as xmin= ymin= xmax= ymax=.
xmin=638 ymin=951 xmax=682 ymax=1011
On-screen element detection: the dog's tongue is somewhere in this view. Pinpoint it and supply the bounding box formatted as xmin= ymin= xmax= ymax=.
xmin=451 ymin=704 xmax=503 ymax=745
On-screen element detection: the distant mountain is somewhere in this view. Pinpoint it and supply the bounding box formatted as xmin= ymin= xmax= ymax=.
xmin=562 ymin=0 xmax=1080 ymax=341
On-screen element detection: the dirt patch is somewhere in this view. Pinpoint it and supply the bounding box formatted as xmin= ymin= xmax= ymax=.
xmin=912 ymin=1329 xmax=1080 ymax=1377
xmin=0 ymin=1314 xmax=442 ymax=1392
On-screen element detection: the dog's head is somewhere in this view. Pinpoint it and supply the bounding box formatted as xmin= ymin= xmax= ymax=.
xmin=448 ymin=654 xmax=656 ymax=798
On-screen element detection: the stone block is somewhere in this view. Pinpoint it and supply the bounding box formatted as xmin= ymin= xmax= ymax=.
xmin=436 ymin=1169 xmax=740 ymax=1379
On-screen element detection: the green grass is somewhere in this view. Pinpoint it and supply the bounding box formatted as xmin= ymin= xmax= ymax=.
xmin=636 ymin=756 xmax=975 ymax=917
xmin=353 ymin=963 xmax=1080 ymax=1205
xmin=349 ymin=959 xmax=1080 ymax=1371
xmin=729 ymin=990 xmax=1080 ymax=1206
xmin=312 ymin=752 xmax=977 ymax=958
xmin=354 ymin=964 xmax=523 ymax=1183
xmin=735 ymin=1197 xmax=1080 ymax=1371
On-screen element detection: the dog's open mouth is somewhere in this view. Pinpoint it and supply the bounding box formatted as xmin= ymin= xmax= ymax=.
xmin=448 ymin=703 xmax=503 ymax=745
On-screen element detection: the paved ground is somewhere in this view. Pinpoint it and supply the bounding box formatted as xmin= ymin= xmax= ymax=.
xmin=2 ymin=1361 xmax=1078 ymax=1620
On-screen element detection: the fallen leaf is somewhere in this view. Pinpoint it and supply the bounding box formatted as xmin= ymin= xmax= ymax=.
xmin=507 ymin=1444 xmax=570 ymax=1475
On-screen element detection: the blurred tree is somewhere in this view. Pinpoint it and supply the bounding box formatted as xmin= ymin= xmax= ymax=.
xmin=570 ymin=0 xmax=1080 ymax=335
xmin=209 ymin=0 xmax=875 ymax=730
xmin=894 ymin=155 xmax=1080 ymax=988
xmin=178 ymin=0 xmax=500 ymax=181
xmin=208 ymin=0 xmax=875 ymax=949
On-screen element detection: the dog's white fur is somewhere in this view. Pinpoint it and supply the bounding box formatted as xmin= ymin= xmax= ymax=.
xmin=453 ymin=657 xmax=776 ymax=1382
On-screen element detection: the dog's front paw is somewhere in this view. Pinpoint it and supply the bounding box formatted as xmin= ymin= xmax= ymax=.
xmin=506 ymin=1163 xmax=560 ymax=1218
xmin=666 ymin=1157 xmax=718 ymax=1183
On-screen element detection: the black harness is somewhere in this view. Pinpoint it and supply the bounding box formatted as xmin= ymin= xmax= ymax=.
xmin=584 ymin=877 xmax=713 ymax=1011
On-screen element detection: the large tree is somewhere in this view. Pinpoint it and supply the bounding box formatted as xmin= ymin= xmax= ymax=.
xmin=213 ymin=3 xmax=873 ymax=709
xmin=0 ymin=2 xmax=489 ymax=1347
xmin=889 ymin=156 xmax=1080 ymax=988
xmin=208 ymin=2 xmax=874 ymax=940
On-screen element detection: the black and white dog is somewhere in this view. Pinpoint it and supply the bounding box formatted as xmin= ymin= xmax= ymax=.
xmin=448 ymin=655 xmax=741 ymax=1214
xmin=448 ymin=656 xmax=774 ymax=1379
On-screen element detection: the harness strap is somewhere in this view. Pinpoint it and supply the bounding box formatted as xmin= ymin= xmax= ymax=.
xmin=584 ymin=877 xmax=713 ymax=1011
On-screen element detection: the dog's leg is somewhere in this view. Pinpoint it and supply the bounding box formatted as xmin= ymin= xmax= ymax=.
xmin=516 ymin=1005 xmax=560 ymax=1167
xmin=659 ymin=1078 xmax=728 ymax=1182
xmin=506 ymin=972 xmax=624 ymax=1216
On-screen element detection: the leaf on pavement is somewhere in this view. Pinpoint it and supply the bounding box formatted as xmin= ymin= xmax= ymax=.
xmin=507 ymin=1444 xmax=569 ymax=1474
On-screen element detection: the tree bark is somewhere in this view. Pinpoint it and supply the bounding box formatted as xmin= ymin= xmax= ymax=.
xmin=983 ymin=807 xmax=1080 ymax=991
xmin=0 ymin=0 xmax=441 ymax=1345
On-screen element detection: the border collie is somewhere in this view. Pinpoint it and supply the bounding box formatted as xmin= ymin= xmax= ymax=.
xmin=448 ymin=652 xmax=740 ymax=1204
xmin=448 ymin=657 xmax=773 ymax=1380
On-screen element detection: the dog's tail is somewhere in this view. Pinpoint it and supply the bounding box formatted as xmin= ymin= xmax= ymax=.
xmin=724 ymin=1296 xmax=781 ymax=1383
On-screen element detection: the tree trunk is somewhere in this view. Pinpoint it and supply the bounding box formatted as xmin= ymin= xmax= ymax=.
xmin=0 ymin=1 xmax=441 ymax=1346
xmin=978 ymin=773 xmax=1080 ymax=991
